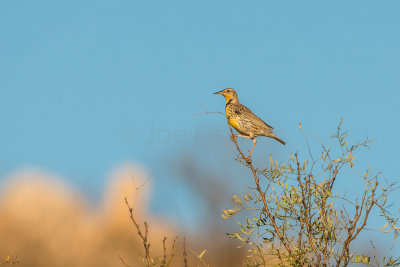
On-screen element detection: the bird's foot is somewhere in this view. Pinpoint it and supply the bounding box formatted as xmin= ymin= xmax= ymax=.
xmin=230 ymin=134 xmax=237 ymax=143
xmin=244 ymin=155 xmax=252 ymax=164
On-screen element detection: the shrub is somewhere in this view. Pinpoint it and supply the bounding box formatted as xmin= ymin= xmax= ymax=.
xmin=222 ymin=121 xmax=400 ymax=266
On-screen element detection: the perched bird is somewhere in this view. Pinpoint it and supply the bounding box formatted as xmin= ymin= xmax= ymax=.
xmin=215 ymin=88 xmax=285 ymax=157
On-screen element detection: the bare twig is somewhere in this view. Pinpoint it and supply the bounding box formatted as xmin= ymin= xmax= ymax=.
xmin=299 ymin=122 xmax=315 ymax=163
xmin=124 ymin=198 xmax=152 ymax=266
xmin=161 ymin=237 xmax=167 ymax=267
xmin=295 ymin=154 xmax=319 ymax=259
xmin=118 ymin=255 xmax=131 ymax=267
xmin=161 ymin=236 xmax=178 ymax=267
xmin=370 ymin=241 xmax=380 ymax=267
xmin=227 ymin=124 xmax=293 ymax=255
xmin=183 ymin=237 xmax=188 ymax=267
xmin=336 ymin=180 xmax=377 ymax=266
xmin=122 ymin=163 xmax=183 ymax=267
xmin=124 ymin=161 xmax=152 ymax=211
xmin=166 ymin=236 xmax=178 ymax=267
xmin=193 ymin=100 xmax=224 ymax=117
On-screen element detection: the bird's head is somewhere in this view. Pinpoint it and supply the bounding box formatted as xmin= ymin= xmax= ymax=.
xmin=214 ymin=88 xmax=239 ymax=104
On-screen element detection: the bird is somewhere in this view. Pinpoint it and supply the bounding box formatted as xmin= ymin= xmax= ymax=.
xmin=214 ymin=88 xmax=285 ymax=157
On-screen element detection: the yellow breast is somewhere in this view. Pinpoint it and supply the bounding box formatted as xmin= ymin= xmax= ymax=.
xmin=226 ymin=105 xmax=240 ymax=131
xmin=229 ymin=117 xmax=240 ymax=130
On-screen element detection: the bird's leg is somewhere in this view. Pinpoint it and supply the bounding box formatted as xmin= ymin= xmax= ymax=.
xmin=231 ymin=134 xmax=251 ymax=143
xmin=248 ymin=138 xmax=257 ymax=158
xmin=231 ymin=134 xmax=254 ymax=163
xmin=235 ymin=135 xmax=252 ymax=139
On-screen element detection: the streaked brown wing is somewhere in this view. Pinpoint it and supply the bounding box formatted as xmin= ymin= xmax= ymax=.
xmin=239 ymin=105 xmax=273 ymax=130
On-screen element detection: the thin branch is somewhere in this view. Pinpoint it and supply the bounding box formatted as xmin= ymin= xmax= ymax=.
xmin=299 ymin=123 xmax=315 ymax=163
xmin=193 ymin=100 xmax=224 ymax=117
xmin=193 ymin=111 xmax=225 ymax=117
xmin=370 ymin=241 xmax=380 ymax=267
xmin=166 ymin=237 xmax=178 ymax=267
xmin=161 ymin=237 xmax=167 ymax=266
xmin=122 ymin=162 xmax=181 ymax=267
xmin=295 ymin=154 xmax=319 ymax=259
xmin=183 ymin=237 xmax=188 ymax=267
xmin=228 ymin=124 xmax=293 ymax=255
xmin=118 ymin=255 xmax=131 ymax=267
xmin=124 ymin=160 xmax=152 ymax=211
xmin=124 ymin=198 xmax=152 ymax=267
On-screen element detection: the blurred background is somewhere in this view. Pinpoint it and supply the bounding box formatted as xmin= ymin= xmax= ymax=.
xmin=0 ymin=1 xmax=399 ymax=266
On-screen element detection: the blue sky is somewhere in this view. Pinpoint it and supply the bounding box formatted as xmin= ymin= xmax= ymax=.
xmin=1 ymin=0 xmax=399 ymax=246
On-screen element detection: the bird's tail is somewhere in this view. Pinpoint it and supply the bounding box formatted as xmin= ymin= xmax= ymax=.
xmin=271 ymin=133 xmax=286 ymax=145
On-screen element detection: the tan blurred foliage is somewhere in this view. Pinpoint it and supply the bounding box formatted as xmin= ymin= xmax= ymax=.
xmin=0 ymin=166 xmax=245 ymax=267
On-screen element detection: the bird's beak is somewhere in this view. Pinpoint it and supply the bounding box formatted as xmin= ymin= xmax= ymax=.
xmin=214 ymin=90 xmax=224 ymax=95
